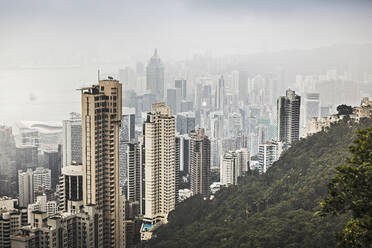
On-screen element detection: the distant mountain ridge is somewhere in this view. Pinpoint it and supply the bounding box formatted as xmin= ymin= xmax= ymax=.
xmin=148 ymin=118 xmax=372 ymax=248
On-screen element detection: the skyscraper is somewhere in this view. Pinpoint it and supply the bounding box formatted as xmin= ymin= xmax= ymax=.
xmin=81 ymin=79 xmax=122 ymax=248
xmin=18 ymin=169 xmax=34 ymax=207
xmin=126 ymin=142 xmax=142 ymax=205
xmin=215 ymin=76 xmax=225 ymax=110
xmin=190 ymin=128 xmax=211 ymax=196
xmin=62 ymin=113 xmax=82 ymax=168
xmin=175 ymin=79 xmax=187 ymax=100
xmin=304 ymin=92 xmax=321 ymax=124
xmin=166 ymin=88 xmax=181 ymax=115
xmin=277 ymin=89 xmax=301 ymax=145
xmin=176 ymin=112 xmax=196 ymax=135
xmin=143 ymin=103 xmax=175 ymax=224
xmin=59 ymin=163 xmax=83 ymax=212
xmin=146 ymin=49 xmax=164 ymax=101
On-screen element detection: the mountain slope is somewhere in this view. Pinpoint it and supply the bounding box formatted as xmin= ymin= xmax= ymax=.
xmin=148 ymin=118 xmax=372 ymax=248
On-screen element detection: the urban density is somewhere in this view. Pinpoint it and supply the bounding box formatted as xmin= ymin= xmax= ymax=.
xmin=1 ymin=1 xmax=372 ymax=247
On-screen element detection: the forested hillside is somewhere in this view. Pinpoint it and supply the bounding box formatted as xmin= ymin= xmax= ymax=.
xmin=148 ymin=118 xmax=372 ymax=248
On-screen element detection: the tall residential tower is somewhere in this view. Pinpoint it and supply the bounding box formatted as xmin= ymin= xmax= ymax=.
xmin=81 ymin=79 xmax=122 ymax=248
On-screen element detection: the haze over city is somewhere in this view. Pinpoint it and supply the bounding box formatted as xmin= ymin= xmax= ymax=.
xmin=0 ymin=1 xmax=372 ymax=248
xmin=1 ymin=0 xmax=372 ymax=120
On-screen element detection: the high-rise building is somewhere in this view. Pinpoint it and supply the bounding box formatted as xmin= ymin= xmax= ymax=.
xmin=18 ymin=169 xmax=34 ymax=207
xmin=143 ymin=103 xmax=176 ymax=224
xmin=166 ymin=88 xmax=181 ymax=115
xmin=59 ymin=164 xmax=83 ymax=212
xmin=126 ymin=142 xmax=142 ymax=205
xmin=16 ymin=145 xmax=38 ymax=170
xmin=33 ymin=167 xmax=51 ymax=192
xmin=43 ymin=150 xmax=61 ymax=190
xmin=146 ymin=49 xmax=164 ymax=101
xmin=236 ymin=148 xmax=250 ymax=175
xmin=238 ymin=71 xmax=249 ymax=103
xmin=119 ymin=107 xmax=136 ymax=193
xmin=190 ymin=129 xmax=211 ymax=196
xmin=176 ymin=112 xmax=196 ymax=135
xmin=215 ymin=76 xmax=225 ymax=110
xmin=258 ymin=141 xmax=283 ymax=173
xmin=62 ymin=113 xmax=82 ymax=167
xmin=81 ymin=79 xmax=122 ymax=248
xmin=175 ymin=79 xmax=187 ymax=100
xmin=220 ymin=151 xmax=239 ymax=186
xmin=304 ymin=92 xmax=321 ymax=124
xmin=277 ymin=89 xmax=301 ymax=145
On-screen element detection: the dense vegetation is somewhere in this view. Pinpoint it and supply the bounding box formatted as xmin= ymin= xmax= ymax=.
xmin=148 ymin=118 xmax=372 ymax=248
xmin=320 ymin=127 xmax=372 ymax=247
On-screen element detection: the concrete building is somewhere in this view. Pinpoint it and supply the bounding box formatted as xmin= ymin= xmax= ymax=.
xmin=146 ymin=49 xmax=165 ymax=101
xmin=16 ymin=145 xmax=38 ymax=170
xmin=11 ymin=202 xmax=103 ymax=248
xmin=81 ymin=79 xmax=122 ymax=248
xmin=215 ymin=76 xmax=225 ymax=110
xmin=258 ymin=141 xmax=281 ymax=173
xmin=27 ymin=195 xmax=57 ymax=224
xmin=43 ymin=150 xmax=61 ymax=190
xmin=32 ymin=167 xmax=51 ymax=192
xmin=18 ymin=169 xmax=34 ymax=208
xmin=277 ymin=89 xmax=301 ymax=145
xmin=62 ymin=113 xmax=82 ymax=168
xmin=59 ymin=164 xmax=83 ymax=212
xmin=166 ymin=88 xmax=181 ymax=115
xmin=190 ymin=129 xmax=211 ymax=196
xmin=126 ymin=142 xmax=142 ymax=206
xmin=143 ymin=103 xmax=176 ymax=224
xmin=303 ymin=92 xmax=321 ymax=125
xmin=176 ymin=112 xmax=196 ymax=135
xmin=220 ymin=152 xmax=240 ymax=186
xmin=175 ymin=79 xmax=187 ymax=100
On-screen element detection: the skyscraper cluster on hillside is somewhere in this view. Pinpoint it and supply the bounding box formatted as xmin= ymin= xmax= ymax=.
xmin=1 ymin=48 xmax=372 ymax=247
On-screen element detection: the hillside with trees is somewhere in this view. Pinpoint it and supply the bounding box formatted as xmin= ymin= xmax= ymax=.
xmin=147 ymin=118 xmax=372 ymax=248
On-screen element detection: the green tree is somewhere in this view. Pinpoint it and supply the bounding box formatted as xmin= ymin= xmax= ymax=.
xmin=320 ymin=128 xmax=372 ymax=247
xmin=337 ymin=104 xmax=353 ymax=116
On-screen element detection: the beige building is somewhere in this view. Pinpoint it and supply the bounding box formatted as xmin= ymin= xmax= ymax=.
xmin=143 ymin=103 xmax=176 ymax=224
xmin=81 ymin=79 xmax=122 ymax=248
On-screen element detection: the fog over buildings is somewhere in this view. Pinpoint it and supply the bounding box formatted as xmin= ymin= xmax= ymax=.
xmin=1 ymin=0 xmax=372 ymax=121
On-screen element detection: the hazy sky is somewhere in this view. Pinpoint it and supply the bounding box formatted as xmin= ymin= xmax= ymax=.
xmin=1 ymin=0 xmax=372 ymax=65
xmin=1 ymin=0 xmax=372 ymax=121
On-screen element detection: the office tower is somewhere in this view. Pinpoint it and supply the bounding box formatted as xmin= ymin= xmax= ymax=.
xmin=16 ymin=145 xmax=38 ymax=170
xmin=210 ymin=111 xmax=224 ymax=139
xmin=121 ymin=107 xmax=136 ymax=143
xmin=228 ymin=112 xmax=243 ymax=136
xmin=220 ymin=151 xmax=239 ymax=186
xmin=18 ymin=169 xmax=34 ymax=207
xmin=167 ymin=88 xmax=181 ymax=115
xmin=43 ymin=150 xmax=61 ymax=190
xmin=119 ymin=66 xmax=136 ymax=91
xmin=258 ymin=141 xmax=281 ymax=173
xmin=146 ymin=49 xmax=165 ymax=101
xmin=62 ymin=113 xmax=82 ymax=167
xmin=126 ymin=142 xmax=142 ymax=205
xmin=180 ymin=100 xmax=193 ymax=112
xmin=238 ymin=71 xmax=249 ymax=102
xmin=175 ymin=79 xmax=187 ymax=100
xmin=277 ymin=89 xmax=301 ymax=145
xmin=304 ymin=92 xmax=321 ymax=124
xmin=175 ymin=134 xmax=190 ymax=174
xmin=19 ymin=129 xmax=39 ymax=148
xmin=81 ymin=79 xmax=122 ymax=248
xmin=143 ymin=103 xmax=175 ymax=224
xmin=190 ymin=128 xmax=211 ymax=196
xmin=215 ymin=76 xmax=225 ymax=110
xmin=33 ymin=167 xmax=51 ymax=192
xmin=321 ymin=105 xmax=332 ymax=117
xmin=59 ymin=164 xmax=83 ymax=211
xmin=119 ymin=108 xmax=136 ymax=193
xmin=176 ymin=112 xmax=196 ymax=135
